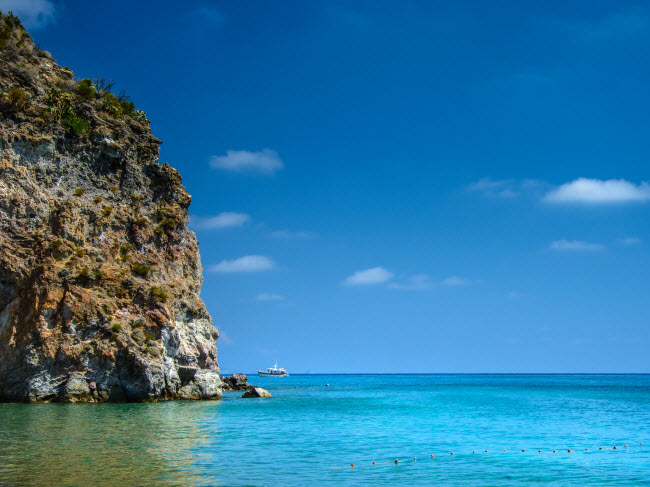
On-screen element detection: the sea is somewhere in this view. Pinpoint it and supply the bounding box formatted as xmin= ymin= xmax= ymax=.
xmin=0 ymin=374 xmax=649 ymax=486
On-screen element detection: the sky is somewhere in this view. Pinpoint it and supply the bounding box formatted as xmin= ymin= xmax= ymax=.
xmin=7 ymin=0 xmax=650 ymax=373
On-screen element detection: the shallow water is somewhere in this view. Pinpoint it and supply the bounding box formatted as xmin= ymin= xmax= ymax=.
xmin=1 ymin=374 xmax=649 ymax=486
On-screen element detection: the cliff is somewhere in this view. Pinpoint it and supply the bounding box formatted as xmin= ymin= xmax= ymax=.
xmin=0 ymin=12 xmax=222 ymax=402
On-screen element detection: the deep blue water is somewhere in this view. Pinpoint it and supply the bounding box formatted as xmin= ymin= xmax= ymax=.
xmin=1 ymin=374 xmax=649 ymax=486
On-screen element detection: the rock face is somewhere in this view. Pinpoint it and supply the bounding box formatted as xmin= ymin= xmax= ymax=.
xmin=242 ymin=387 xmax=271 ymax=398
xmin=0 ymin=13 xmax=221 ymax=402
xmin=221 ymin=373 xmax=252 ymax=391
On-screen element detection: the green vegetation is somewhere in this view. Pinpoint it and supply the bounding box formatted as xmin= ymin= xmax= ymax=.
xmin=95 ymin=195 xmax=103 ymax=203
xmin=134 ymin=216 xmax=148 ymax=226
xmin=132 ymin=262 xmax=150 ymax=277
xmin=74 ymin=188 xmax=84 ymax=196
xmin=45 ymin=89 xmax=75 ymax=120
xmin=0 ymin=12 xmax=24 ymax=50
xmin=92 ymin=267 xmax=105 ymax=279
xmin=111 ymin=323 xmax=122 ymax=333
xmin=103 ymin=206 xmax=113 ymax=215
xmin=133 ymin=319 xmax=144 ymax=328
xmin=62 ymin=113 xmax=90 ymax=135
xmin=6 ymin=88 xmax=27 ymax=111
xmin=77 ymin=79 xmax=95 ymax=99
xmin=78 ymin=267 xmax=90 ymax=278
xmin=159 ymin=217 xmax=176 ymax=230
xmin=119 ymin=244 xmax=133 ymax=260
xmin=48 ymin=239 xmax=62 ymax=249
xmin=110 ymin=186 xmax=119 ymax=194
xmin=74 ymin=247 xmax=85 ymax=257
xmin=151 ymin=286 xmax=169 ymax=303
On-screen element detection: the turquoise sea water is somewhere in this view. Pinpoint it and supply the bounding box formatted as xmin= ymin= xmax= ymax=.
xmin=1 ymin=374 xmax=649 ymax=486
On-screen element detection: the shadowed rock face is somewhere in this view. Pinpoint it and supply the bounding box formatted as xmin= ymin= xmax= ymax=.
xmin=0 ymin=12 xmax=221 ymax=402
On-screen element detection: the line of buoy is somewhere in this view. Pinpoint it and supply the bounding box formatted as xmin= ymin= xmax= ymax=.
xmin=333 ymin=442 xmax=644 ymax=469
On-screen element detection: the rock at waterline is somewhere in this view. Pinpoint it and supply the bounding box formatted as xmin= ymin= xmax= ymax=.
xmin=242 ymin=387 xmax=271 ymax=398
xmin=221 ymin=373 xmax=252 ymax=391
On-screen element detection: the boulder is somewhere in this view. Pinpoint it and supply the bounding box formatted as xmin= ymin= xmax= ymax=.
xmin=220 ymin=373 xmax=251 ymax=391
xmin=242 ymin=387 xmax=271 ymax=398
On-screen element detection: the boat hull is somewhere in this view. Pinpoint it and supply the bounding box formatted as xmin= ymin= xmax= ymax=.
xmin=257 ymin=371 xmax=289 ymax=377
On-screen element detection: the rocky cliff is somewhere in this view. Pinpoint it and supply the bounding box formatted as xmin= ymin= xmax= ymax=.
xmin=0 ymin=12 xmax=222 ymax=402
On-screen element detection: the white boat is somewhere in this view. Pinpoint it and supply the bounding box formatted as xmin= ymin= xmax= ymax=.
xmin=258 ymin=362 xmax=289 ymax=377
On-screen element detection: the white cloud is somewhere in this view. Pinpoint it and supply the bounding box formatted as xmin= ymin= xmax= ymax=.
xmin=216 ymin=329 xmax=233 ymax=345
xmin=389 ymin=274 xmax=434 ymax=290
xmin=0 ymin=0 xmax=55 ymax=29
xmin=543 ymin=178 xmax=650 ymax=204
xmin=549 ymin=240 xmax=605 ymax=251
xmin=211 ymin=255 xmax=275 ymax=273
xmin=254 ymin=293 xmax=285 ymax=302
xmin=270 ymin=230 xmax=315 ymax=239
xmin=343 ymin=267 xmax=394 ymax=286
xmin=617 ymin=237 xmax=642 ymax=246
xmin=466 ymin=178 xmax=545 ymax=199
xmin=209 ymin=149 xmax=283 ymax=173
xmin=441 ymin=276 xmax=471 ymax=286
xmin=190 ymin=212 xmax=250 ymax=230
xmin=466 ymin=178 xmax=518 ymax=198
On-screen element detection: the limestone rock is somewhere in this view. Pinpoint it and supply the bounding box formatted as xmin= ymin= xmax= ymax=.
xmin=0 ymin=13 xmax=221 ymax=402
xmin=221 ymin=373 xmax=251 ymax=391
xmin=242 ymin=387 xmax=271 ymax=398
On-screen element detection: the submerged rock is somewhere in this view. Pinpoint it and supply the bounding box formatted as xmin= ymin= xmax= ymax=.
xmin=242 ymin=387 xmax=271 ymax=398
xmin=0 ymin=12 xmax=221 ymax=402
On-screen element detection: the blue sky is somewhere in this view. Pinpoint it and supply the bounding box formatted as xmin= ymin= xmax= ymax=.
xmin=10 ymin=0 xmax=650 ymax=373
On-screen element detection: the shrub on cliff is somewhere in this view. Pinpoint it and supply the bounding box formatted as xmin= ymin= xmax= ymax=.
xmin=0 ymin=12 xmax=23 ymax=50
xmin=63 ymin=113 xmax=89 ymax=135
xmin=151 ymin=286 xmax=169 ymax=303
xmin=45 ymin=89 xmax=74 ymax=119
xmin=132 ymin=263 xmax=150 ymax=277
xmin=6 ymin=87 xmax=27 ymax=111
xmin=77 ymin=78 xmax=95 ymax=99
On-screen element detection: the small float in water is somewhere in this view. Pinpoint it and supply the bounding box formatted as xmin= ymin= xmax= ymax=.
xmin=257 ymin=362 xmax=289 ymax=377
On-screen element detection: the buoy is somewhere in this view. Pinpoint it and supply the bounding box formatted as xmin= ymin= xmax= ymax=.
xmin=613 ymin=446 xmax=617 ymax=449
xmin=351 ymin=464 xmax=355 ymax=468
xmin=503 ymin=449 xmax=506 ymax=452
xmin=538 ymin=450 xmax=541 ymax=453
xmin=522 ymin=449 xmax=525 ymax=452
xmin=372 ymin=461 xmax=376 ymax=465
xmin=414 ymin=457 xmax=416 ymax=462
xmin=472 ymin=451 xmax=475 ymax=453
xmin=395 ymin=459 xmax=399 ymax=464
xmin=430 ymin=454 xmax=434 ymax=459
xmin=568 ymin=449 xmax=572 ymax=453
xmin=450 ymin=452 xmax=453 ymax=455
xmin=485 ymin=450 xmax=488 ymax=453
xmin=553 ymin=450 xmax=556 ymax=453
xmin=585 ymin=448 xmax=588 ymax=451
xmin=599 ymin=447 xmax=602 ymax=450
xmin=624 ymin=445 xmax=627 ymax=448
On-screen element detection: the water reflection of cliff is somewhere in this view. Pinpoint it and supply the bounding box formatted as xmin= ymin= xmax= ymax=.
xmin=0 ymin=401 xmax=222 ymax=487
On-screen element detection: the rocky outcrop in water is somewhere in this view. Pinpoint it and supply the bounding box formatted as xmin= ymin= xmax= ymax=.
xmin=221 ymin=373 xmax=252 ymax=391
xmin=242 ymin=387 xmax=271 ymax=398
xmin=0 ymin=12 xmax=221 ymax=402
